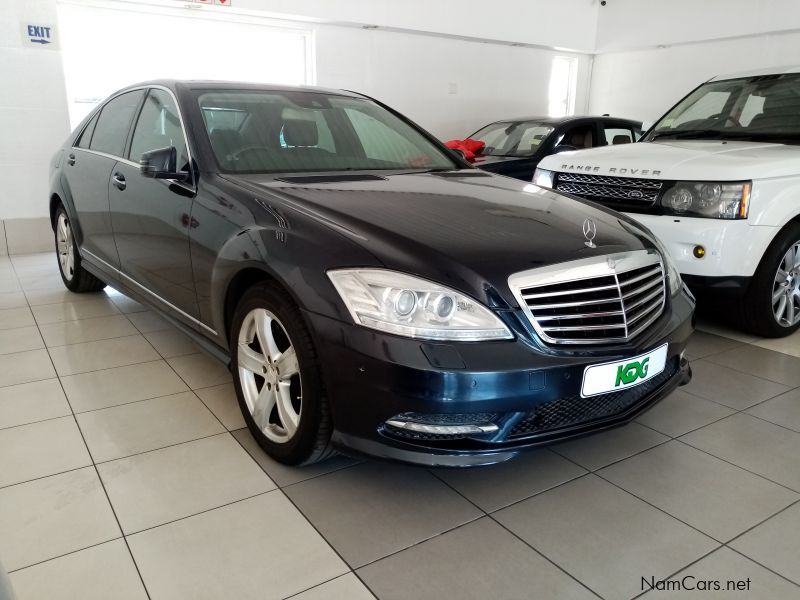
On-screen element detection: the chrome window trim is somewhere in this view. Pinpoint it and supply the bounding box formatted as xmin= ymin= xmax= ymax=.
xmin=508 ymin=249 xmax=666 ymax=345
xmin=72 ymin=84 xmax=196 ymax=190
xmin=81 ymin=249 xmax=217 ymax=336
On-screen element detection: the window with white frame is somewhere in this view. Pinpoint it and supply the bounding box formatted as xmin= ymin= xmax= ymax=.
xmin=548 ymin=56 xmax=578 ymax=118
xmin=57 ymin=0 xmax=315 ymax=127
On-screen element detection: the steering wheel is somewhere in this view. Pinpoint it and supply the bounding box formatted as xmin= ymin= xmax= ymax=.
xmin=230 ymin=146 xmax=273 ymax=162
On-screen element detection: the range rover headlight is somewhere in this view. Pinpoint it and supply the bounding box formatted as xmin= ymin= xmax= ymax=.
xmin=661 ymin=181 xmax=751 ymax=219
xmin=533 ymin=168 xmax=554 ymax=188
xmin=327 ymin=269 xmax=513 ymax=341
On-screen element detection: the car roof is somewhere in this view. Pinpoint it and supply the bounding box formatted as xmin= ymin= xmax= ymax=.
xmin=710 ymin=64 xmax=800 ymax=81
xmin=117 ymin=79 xmax=365 ymax=98
xmin=481 ymin=115 xmax=641 ymax=127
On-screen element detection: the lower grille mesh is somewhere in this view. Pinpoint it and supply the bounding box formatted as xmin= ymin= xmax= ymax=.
xmin=510 ymin=358 xmax=678 ymax=438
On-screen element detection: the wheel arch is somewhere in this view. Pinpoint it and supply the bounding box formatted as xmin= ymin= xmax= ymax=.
xmin=222 ymin=266 xmax=300 ymax=347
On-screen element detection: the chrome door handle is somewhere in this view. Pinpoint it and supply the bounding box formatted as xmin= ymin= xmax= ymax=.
xmin=66 ymin=153 xmax=76 ymax=166
xmin=112 ymin=173 xmax=126 ymax=191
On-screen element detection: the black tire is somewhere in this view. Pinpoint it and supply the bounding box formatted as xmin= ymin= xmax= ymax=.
xmin=230 ymin=281 xmax=335 ymax=465
xmin=739 ymin=222 xmax=800 ymax=338
xmin=54 ymin=205 xmax=106 ymax=293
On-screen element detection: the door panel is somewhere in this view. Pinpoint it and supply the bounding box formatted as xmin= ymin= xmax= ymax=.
xmin=109 ymin=88 xmax=199 ymax=321
xmin=63 ymin=149 xmax=119 ymax=267
xmin=65 ymin=90 xmax=144 ymax=267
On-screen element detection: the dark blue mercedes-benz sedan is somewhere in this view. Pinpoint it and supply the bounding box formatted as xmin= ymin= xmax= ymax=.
xmin=48 ymin=80 xmax=693 ymax=467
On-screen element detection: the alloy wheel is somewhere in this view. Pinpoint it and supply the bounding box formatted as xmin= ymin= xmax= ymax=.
xmin=56 ymin=213 xmax=75 ymax=282
xmin=772 ymin=240 xmax=800 ymax=327
xmin=237 ymin=308 xmax=302 ymax=443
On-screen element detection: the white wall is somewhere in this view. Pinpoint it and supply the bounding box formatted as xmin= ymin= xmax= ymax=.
xmin=315 ymin=25 xmax=590 ymax=140
xmin=596 ymin=0 xmax=800 ymax=52
xmin=232 ymin=0 xmax=599 ymax=53
xmin=589 ymin=0 xmax=800 ymax=123
xmin=0 ymin=0 xmax=70 ymax=221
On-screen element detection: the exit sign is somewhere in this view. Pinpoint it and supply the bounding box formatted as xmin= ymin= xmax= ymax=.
xmin=21 ymin=22 xmax=58 ymax=49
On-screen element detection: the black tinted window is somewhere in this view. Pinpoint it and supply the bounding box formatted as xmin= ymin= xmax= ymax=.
xmin=90 ymin=90 xmax=144 ymax=157
xmin=198 ymin=91 xmax=455 ymax=174
xmin=75 ymin=113 xmax=99 ymax=149
xmin=129 ymin=89 xmax=189 ymax=170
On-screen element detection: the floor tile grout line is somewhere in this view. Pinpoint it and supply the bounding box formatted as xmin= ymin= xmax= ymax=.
xmin=120 ymin=488 xmax=280 ymax=538
xmin=89 ymin=429 xmax=229 ymax=466
xmin=280 ymin=572 xmax=371 ymax=600
xmin=721 ymin=497 xmax=800 ymax=547
xmin=6 ymin=536 xmax=125 ymax=575
xmin=225 ymin=433 xmax=382 ymax=598
xmin=678 ymin=383 xmax=799 ymax=412
xmin=628 ymin=544 xmax=724 ymax=600
xmin=0 ymin=463 xmax=94 ymax=493
xmin=724 ymin=544 xmax=800 ymax=589
xmin=0 ymin=410 xmax=75 ymax=433
xmin=426 ymin=468 xmax=606 ymax=599
xmin=673 ymin=436 xmax=800 ymax=495
xmin=16 ymin=269 xmax=155 ymax=600
xmin=700 ymin=354 xmax=800 ymax=387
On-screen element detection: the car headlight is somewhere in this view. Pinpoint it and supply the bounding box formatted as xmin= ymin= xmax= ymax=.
xmin=650 ymin=237 xmax=682 ymax=296
xmin=533 ymin=168 xmax=554 ymax=188
xmin=661 ymin=181 xmax=750 ymax=219
xmin=327 ymin=269 xmax=513 ymax=341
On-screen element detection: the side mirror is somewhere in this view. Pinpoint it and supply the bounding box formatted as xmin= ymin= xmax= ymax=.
xmin=140 ymin=147 xmax=189 ymax=181
xmin=449 ymin=148 xmax=467 ymax=160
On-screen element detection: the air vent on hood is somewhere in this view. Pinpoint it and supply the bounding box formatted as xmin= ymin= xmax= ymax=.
xmin=275 ymin=174 xmax=387 ymax=184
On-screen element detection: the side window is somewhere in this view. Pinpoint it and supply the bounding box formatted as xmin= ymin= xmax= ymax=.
xmin=344 ymin=108 xmax=421 ymax=163
xmin=75 ymin=113 xmax=99 ymax=149
xmin=604 ymin=126 xmax=634 ymax=145
xmin=90 ymin=90 xmax=145 ymax=157
xmin=129 ymin=89 xmax=189 ymax=171
xmin=559 ymin=125 xmax=594 ymax=150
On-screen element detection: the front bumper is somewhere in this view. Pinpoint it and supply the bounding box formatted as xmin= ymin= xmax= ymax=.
xmin=305 ymin=289 xmax=695 ymax=467
xmin=625 ymin=214 xmax=775 ymax=280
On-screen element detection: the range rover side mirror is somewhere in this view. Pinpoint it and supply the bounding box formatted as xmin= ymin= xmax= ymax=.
xmin=140 ymin=146 xmax=189 ymax=181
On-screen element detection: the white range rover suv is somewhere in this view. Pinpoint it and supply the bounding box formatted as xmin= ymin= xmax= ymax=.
xmin=535 ymin=66 xmax=800 ymax=338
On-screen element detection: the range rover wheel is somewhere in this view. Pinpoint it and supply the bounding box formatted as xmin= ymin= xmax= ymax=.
xmin=230 ymin=282 xmax=335 ymax=465
xmin=54 ymin=206 xmax=106 ymax=293
xmin=740 ymin=223 xmax=800 ymax=338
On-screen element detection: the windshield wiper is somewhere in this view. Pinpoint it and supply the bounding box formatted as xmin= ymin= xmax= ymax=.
xmin=651 ymin=129 xmax=724 ymax=140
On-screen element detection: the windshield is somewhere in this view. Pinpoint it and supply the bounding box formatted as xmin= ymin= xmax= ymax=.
xmin=648 ymin=73 xmax=800 ymax=142
xmin=197 ymin=91 xmax=457 ymax=174
xmin=469 ymin=121 xmax=554 ymax=157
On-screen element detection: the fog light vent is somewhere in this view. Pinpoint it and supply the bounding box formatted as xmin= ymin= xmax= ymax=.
xmin=385 ymin=412 xmax=498 ymax=436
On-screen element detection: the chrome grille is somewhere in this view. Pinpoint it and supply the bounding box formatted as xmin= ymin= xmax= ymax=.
xmin=509 ymin=251 xmax=666 ymax=345
xmin=555 ymin=172 xmax=664 ymax=206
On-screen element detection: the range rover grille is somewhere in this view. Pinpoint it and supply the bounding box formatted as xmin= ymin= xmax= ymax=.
xmin=555 ymin=172 xmax=664 ymax=206
xmin=510 ymin=251 xmax=666 ymax=345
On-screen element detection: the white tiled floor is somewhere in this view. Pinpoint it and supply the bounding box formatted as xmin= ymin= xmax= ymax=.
xmin=1 ymin=252 xmax=800 ymax=599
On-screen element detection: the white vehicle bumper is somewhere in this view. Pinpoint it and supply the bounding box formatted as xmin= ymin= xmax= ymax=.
xmin=625 ymin=214 xmax=776 ymax=281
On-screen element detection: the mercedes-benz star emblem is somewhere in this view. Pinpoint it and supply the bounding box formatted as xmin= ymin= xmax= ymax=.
xmin=582 ymin=218 xmax=597 ymax=249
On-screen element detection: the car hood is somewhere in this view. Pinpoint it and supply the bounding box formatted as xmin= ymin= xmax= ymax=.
xmin=228 ymin=171 xmax=658 ymax=308
xmin=538 ymin=140 xmax=800 ymax=180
